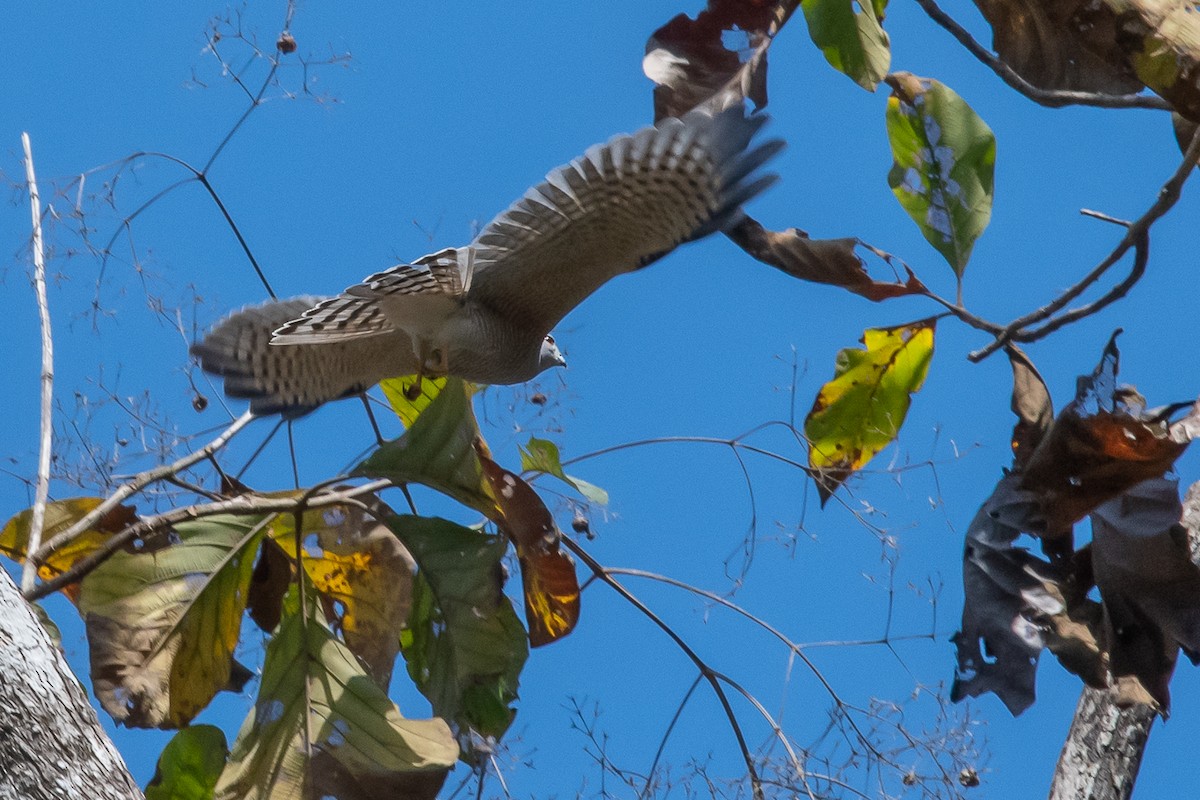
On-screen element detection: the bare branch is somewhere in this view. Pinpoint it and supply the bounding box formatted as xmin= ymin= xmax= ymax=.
xmin=969 ymin=123 xmax=1200 ymax=361
xmin=28 ymin=411 xmax=256 ymax=567
xmin=20 ymin=133 xmax=55 ymax=594
xmin=561 ymin=537 xmax=768 ymax=800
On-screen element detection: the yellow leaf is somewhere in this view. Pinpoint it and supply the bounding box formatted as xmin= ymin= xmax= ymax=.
xmin=805 ymin=319 xmax=935 ymax=502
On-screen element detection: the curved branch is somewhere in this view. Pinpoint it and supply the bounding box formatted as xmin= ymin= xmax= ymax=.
xmin=606 ymin=567 xmax=895 ymax=765
xmin=968 ymin=123 xmax=1200 ymax=361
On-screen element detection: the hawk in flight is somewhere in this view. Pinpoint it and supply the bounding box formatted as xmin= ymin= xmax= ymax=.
xmin=194 ymin=103 xmax=782 ymax=417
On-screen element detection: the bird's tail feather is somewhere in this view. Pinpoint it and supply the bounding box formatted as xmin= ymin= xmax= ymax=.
xmin=191 ymin=297 xmax=411 ymax=418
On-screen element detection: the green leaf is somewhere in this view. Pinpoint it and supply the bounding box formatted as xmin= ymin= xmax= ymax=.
xmin=79 ymin=514 xmax=267 ymax=728
xmin=805 ymin=319 xmax=936 ymax=503
xmin=355 ymin=377 xmax=498 ymax=517
xmin=146 ymin=725 xmax=228 ymax=800
xmin=885 ymin=73 xmax=995 ymax=277
xmin=380 ymin=375 xmax=449 ymax=428
xmin=389 ymin=515 xmax=529 ymax=744
xmin=520 ymin=437 xmax=609 ymax=505
xmin=802 ymin=0 xmax=891 ymax=90
xmin=215 ymin=588 xmax=458 ymax=800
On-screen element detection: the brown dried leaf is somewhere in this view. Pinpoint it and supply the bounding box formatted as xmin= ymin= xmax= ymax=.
xmin=953 ymin=474 xmax=1110 ymax=715
xmin=474 ymin=442 xmax=580 ymax=647
xmin=1020 ymin=333 xmax=1187 ymax=531
xmin=1006 ymin=346 xmax=1053 ymax=471
xmin=1117 ymin=0 xmax=1200 ymax=122
xmin=1090 ymin=477 xmax=1200 ymax=713
xmin=971 ymin=0 xmax=1142 ymax=94
xmin=1036 ymin=574 xmax=1106 ymax=689
xmin=246 ymin=537 xmax=292 ymax=633
xmin=644 ymin=0 xmax=797 ymax=120
xmin=725 ymin=217 xmax=927 ymax=300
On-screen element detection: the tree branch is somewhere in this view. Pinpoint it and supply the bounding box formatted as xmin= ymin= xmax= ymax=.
xmin=20 ymin=133 xmax=55 ymax=594
xmin=1048 ymin=687 xmax=1156 ymax=800
xmin=968 ymin=123 xmax=1200 ymax=361
xmin=28 ymin=410 xmax=256 ymax=567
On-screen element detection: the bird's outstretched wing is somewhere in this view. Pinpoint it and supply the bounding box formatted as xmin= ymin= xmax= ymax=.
xmin=465 ymin=104 xmax=783 ymax=336
xmin=340 ymin=247 xmax=471 ymax=339
xmin=191 ymin=298 xmax=418 ymax=418
xmin=271 ymin=295 xmax=394 ymax=344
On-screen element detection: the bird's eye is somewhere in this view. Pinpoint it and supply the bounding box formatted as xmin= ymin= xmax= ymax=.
xmin=545 ymin=335 xmax=556 ymax=345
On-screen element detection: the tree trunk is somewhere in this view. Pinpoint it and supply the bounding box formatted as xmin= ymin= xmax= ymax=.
xmin=1047 ymin=687 xmax=1156 ymax=800
xmin=0 ymin=569 xmax=143 ymax=800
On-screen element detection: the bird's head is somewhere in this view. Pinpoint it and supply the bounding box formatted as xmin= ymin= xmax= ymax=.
xmin=538 ymin=334 xmax=567 ymax=372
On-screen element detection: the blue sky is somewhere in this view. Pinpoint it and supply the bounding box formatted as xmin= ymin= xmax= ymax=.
xmin=4 ymin=2 xmax=1199 ymax=797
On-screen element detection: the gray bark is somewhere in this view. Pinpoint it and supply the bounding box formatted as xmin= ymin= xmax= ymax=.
xmin=0 ymin=569 xmax=143 ymax=800
xmin=1047 ymin=687 xmax=1156 ymax=800
xmin=1048 ymin=480 xmax=1200 ymax=800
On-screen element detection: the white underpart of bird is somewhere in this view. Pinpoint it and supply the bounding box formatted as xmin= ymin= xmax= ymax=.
xmin=192 ymin=102 xmax=784 ymax=418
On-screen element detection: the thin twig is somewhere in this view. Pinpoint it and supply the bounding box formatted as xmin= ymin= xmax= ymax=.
xmin=912 ymin=0 xmax=1171 ymax=111
xmin=99 ymin=152 xmax=276 ymax=299
xmin=20 ymin=133 xmax=55 ymax=594
xmin=560 ymin=538 xmax=766 ymax=800
xmin=606 ymin=567 xmax=894 ymax=765
xmin=24 ymin=478 xmax=392 ymax=602
xmin=29 ymin=411 xmax=256 ymax=566
xmin=639 ymin=675 xmax=703 ymax=800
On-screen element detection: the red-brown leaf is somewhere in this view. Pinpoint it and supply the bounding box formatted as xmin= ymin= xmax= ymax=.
xmin=726 ymin=217 xmax=927 ymax=301
xmin=645 ymin=1 xmax=796 ymax=120
xmin=474 ymin=442 xmax=580 ymax=647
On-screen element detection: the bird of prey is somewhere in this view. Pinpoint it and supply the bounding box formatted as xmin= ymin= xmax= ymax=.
xmin=193 ymin=103 xmax=783 ymax=418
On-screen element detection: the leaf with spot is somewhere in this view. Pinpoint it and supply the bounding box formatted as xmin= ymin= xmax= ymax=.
xmin=269 ymin=503 xmax=415 ymax=689
xmin=388 ymin=515 xmax=528 ymax=745
xmin=477 ymin=443 xmax=581 ymax=647
xmin=214 ymin=588 xmax=458 ymax=800
xmin=885 ymin=73 xmax=995 ymax=277
xmin=0 ymin=498 xmax=136 ymax=602
xmin=355 ymin=377 xmax=499 ymax=517
xmin=805 ymin=319 xmax=935 ymax=503
xmin=801 ymin=0 xmax=891 ymax=90
xmin=146 ymin=725 xmax=228 ymax=800
xmin=79 ymin=514 xmax=266 ymax=728
xmin=520 ymin=437 xmax=609 ymax=505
